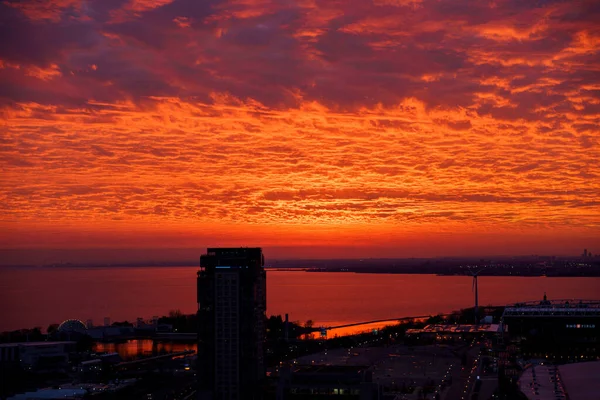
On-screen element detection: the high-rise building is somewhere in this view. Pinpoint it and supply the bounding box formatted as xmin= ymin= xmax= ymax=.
xmin=197 ymin=248 xmax=267 ymax=400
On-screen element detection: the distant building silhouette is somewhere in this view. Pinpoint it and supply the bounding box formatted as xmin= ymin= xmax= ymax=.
xmin=197 ymin=248 xmax=267 ymax=400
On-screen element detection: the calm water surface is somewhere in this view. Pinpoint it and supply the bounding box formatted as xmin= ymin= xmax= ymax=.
xmin=93 ymin=340 xmax=196 ymax=360
xmin=1 ymin=267 xmax=599 ymax=332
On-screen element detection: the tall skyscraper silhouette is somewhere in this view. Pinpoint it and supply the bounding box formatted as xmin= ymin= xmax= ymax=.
xmin=197 ymin=248 xmax=267 ymax=400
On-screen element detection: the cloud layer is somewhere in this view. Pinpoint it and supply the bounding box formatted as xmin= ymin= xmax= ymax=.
xmin=1 ymin=0 xmax=599 ymax=255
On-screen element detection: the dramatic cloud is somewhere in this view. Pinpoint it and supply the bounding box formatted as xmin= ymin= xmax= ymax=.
xmin=1 ymin=0 xmax=599 ymax=256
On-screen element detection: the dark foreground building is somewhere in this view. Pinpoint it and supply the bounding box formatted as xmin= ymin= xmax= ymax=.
xmin=197 ymin=248 xmax=267 ymax=400
xmin=501 ymin=297 xmax=600 ymax=360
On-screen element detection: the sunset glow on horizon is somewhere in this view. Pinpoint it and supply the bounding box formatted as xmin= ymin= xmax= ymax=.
xmin=1 ymin=0 xmax=599 ymax=260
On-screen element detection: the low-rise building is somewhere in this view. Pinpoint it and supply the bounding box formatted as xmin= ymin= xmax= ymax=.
xmin=86 ymin=325 xmax=135 ymax=340
xmin=276 ymin=365 xmax=381 ymax=399
xmin=405 ymin=324 xmax=500 ymax=343
xmin=0 ymin=341 xmax=76 ymax=370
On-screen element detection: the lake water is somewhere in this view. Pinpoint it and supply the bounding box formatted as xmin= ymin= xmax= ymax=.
xmin=1 ymin=267 xmax=599 ymax=333
xmin=93 ymin=340 xmax=196 ymax=360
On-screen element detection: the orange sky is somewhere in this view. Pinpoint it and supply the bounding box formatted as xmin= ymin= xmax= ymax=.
xmin=1 ymin=0 xmax=599 ymax=261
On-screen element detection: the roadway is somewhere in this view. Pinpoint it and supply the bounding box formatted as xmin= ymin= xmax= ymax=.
xmin=442 ymin=340 xmax=481 ymax=400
